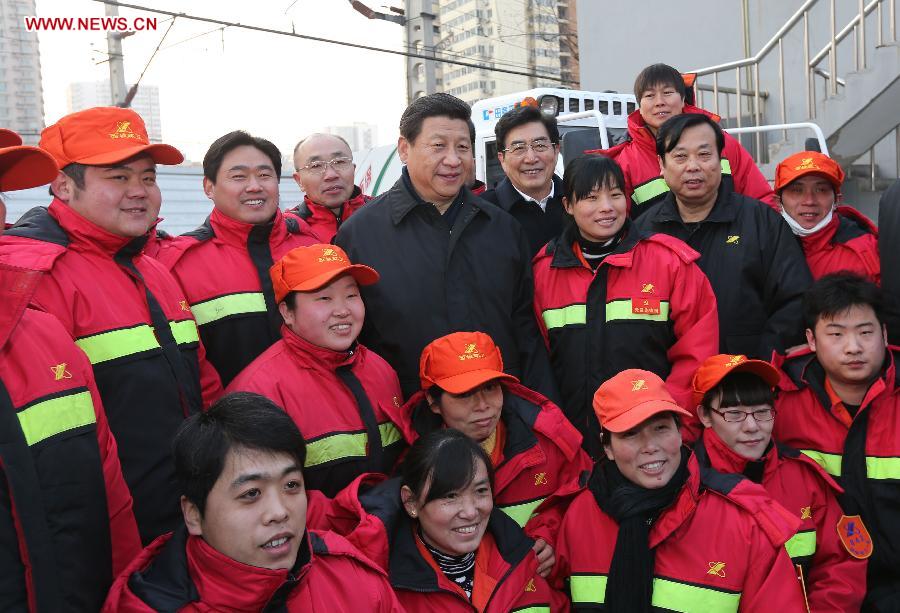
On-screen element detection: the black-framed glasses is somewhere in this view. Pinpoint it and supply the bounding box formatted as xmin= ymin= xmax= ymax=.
xmin=501 ymin=139 xmax=557 ymax=157
xmin=708 ymin=407 xmax=776 ymax=423
xmin=300 ymin=157 xmax=352 ymax=174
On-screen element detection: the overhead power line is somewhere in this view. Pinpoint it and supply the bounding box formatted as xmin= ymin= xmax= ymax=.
xmin=91 ymin=0 xmax=575 ymax=85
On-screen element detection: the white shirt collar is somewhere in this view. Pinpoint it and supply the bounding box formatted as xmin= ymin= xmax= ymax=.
xmin=513 ymin=181 xmax=555 ymax=212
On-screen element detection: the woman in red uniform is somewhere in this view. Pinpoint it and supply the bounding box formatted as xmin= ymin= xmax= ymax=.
xmin=552 ymin=369 xmax=806 ymax=612
xmin=691 ymin=353 xmax=866 ymax=611
xmin=533 ymin=154 xmax=718 ymax=450
xmin=227 ymin=244 xmax=405 ymax=497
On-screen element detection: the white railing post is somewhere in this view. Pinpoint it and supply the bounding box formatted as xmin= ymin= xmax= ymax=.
xmin=831 ymin=0 xmax=838 ymax=96
xmin=859 ymin=0 xmax=867 ymax=69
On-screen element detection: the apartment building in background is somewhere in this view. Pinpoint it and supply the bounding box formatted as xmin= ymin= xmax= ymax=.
xmin=66 ymin=80 xmax=163 ymax=142
xmin=0 ymin=0 xmax=44 ymax=143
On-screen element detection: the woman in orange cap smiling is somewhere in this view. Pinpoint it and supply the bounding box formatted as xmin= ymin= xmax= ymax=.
xmin=692 ymin=354 xmax=867 ymax=611
xmin=384 ymin=330 xmax=591 ymax=578
xmin=227 ymin=243 xmax=406 ymax=498
xmin=551 ymin=369 xmax=807 ymax=612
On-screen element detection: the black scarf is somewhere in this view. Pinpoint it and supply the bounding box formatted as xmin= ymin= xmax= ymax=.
xmin=589 ymin=446 xmax=690 ymax=613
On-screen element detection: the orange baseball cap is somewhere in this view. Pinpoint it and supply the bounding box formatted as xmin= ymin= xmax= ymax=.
xmin=774 ymin=151 xmax=844 ymax=193
xmin=39 ymin=106 xmax=183 ymax=168
xmin=419 ymin=331 xmax=519 ymax=394
xmin=691 ymin=354 xmax=780 ymax=408
xmin=270 ymin=243 xmax=379 ymax=303
xmin=0 ymin=129 xmax=60 ymax=192
xmin=593 ymin=369 xmax=691 ymax=433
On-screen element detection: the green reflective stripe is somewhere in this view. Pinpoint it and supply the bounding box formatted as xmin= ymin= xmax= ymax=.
xmin=800 ymin=450 xmax=843 ymax=477
xmin=568 ymin=574 xmax=607 ymax=605
xmin=76 ymin=325 xmax=159 ymax=365
xmin=379 ymin=422 xmax=402 ymax=447
xmin=786 ymin=529 xmax=817 ymax=560
xmin=651 ymin=577 xmax=741 ymax=612
xmin=866 ymin=456 xmax=900 ymax=480
xmin=306 ymin=424 xmax=399 ymax=468
xmin=169 ymin=319 xmax=199 ymax=345
xmin=510 ymin=607 xmax=550 ymax=613
xmin=542 ymin=304 xmax=586 ymax=330
xmin=17 ymin=390 xmax=96 ymax=446
xmin=632 ymin=177 xmax=669 ymax=205
xmin=605 ymin=299 xmax=670 ymax=323
xmin=499 ymin=497 xmax=546 ymax=527
xmin=721 ymin=158 xmax=732 ymax=174
xmin=191 ymin=292 xmax=267 ymax=326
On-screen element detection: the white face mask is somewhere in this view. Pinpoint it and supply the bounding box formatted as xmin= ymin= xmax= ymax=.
xmin=781 ymin=207 xmax=834 ymax=237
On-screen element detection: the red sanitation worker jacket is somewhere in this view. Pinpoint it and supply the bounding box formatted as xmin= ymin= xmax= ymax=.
xmin=702 ymin=428 xmax=866 ymax=612
xmin=319 ymin=474 xmax=570 ymax=612
xmin=102 ymin=526 xmax=402 ymax=612
xmin=387 ymin=381 xmax=591 ymax=540
xmin=552 ymin=450 xmax=805 ymax=611
xmin=227 ymin=326 xmax=406 ymax=498
xmin=156 ymin=207 xmax=318 ymax=386
xmin=533 ymin=221 xmax=719 ymax=447
xmin=286 ymin=186 xmax=371 ymax=243
xmin=797 ymin=205 xmax=880 ymax=284
xmin=0 ymin=263 xmax=141 ymax=612
xmin=774 ymin=347 xmax=900 ymax=609
xmin=0 ymin=200 xmax=223 ymax=545
xmin=595 ymin=104 xmax=775 ymax=217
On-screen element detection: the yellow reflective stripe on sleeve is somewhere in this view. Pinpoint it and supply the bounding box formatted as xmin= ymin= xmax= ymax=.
xmin=651 ymin=577 xmax=741 ymax=612
xmin=541 ymin=304 xmax=586 ymax=330
xmin=866 ymin=456 xmax=900 ymax=480
xmin=568 ymin=574 xmax=607 ymax=605
xmin=721 ymin=158 xmax=732 ymax=174
xmin=605 ymin=299 xmax=670 ymax=323
xmin=76 ymin=325 xmax=159 ymax=365
xmin=305 ymin=423 xmax=400 ymax=468
xmin=498 ymin=497 xmax=546 ymax=527
xmin=632 ymin=177 xmax=670 ymax=205
xmin=17 ymin=390 xmax=96 ymax=446
xmin=785 ymin=529 xmax=817 ymax=560
xmin=800 ymin=450 xmax=843 ymax=477
xmin=169 ymin=319 xmax=199 ymax=345
xmin=191 ymin=292 xmax=267 ymax=326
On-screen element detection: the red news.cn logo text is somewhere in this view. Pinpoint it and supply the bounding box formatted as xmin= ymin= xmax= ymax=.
xmin=24 ymin=16 xmax=158 ymax=32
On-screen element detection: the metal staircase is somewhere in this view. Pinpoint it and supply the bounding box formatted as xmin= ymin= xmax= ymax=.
xmin=687 ymin=0 xmax=899 ymax=218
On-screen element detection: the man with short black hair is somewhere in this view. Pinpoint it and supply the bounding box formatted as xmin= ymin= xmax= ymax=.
xmin=103 ymin=392 xmax=402 ymax=611
xmin=635 ymin=112 xmax=812 ymax=359
xmin=156 ymin=130 xmax=317 ymax=386
xmin=481 ymin=105 xmax=564 ymax=255
xmin=288 ymin=133 xmax=371 ymax=243
xmin=336 ymin=93 xmax=557 ymax=401
xmin=774 ymin=273 xmax=900 ymax=610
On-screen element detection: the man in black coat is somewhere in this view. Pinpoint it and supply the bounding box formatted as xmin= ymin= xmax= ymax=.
xmin=335 ymin=93 xmax=558 ymax=402
xmin=481 ymin=105 xmax=565 ymax=256
xmin=635 ymin=113 xmax=813 ymax=359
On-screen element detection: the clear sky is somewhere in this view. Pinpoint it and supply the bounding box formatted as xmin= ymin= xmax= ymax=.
xmin=34 ymin=0 xmax=409 ymax=162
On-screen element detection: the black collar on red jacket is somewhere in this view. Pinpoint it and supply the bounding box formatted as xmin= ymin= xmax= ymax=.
xmin=782 ymin=348 xmax=900 ymax=411
xmin=546 ymin=218 xmax=640 ymax=268
xmin=649 ymin=181 xmax=740 ymax=226
xmin=4 ymin=205 xmax=69 ymax=247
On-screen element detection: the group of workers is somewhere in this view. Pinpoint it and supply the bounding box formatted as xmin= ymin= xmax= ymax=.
xmin=0 ymin=60 xmax=896 ymax=612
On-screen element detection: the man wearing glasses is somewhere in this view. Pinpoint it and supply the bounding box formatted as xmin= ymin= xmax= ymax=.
xmin=336 ymin=93 xmax=558 ymax=402
xmin=289 ymin=133 xmax=371 ymax=243
xmin=482 ymin=105 xmax=564 ymax=256
xmin=156 ymin=131 xmax=317 ymax=386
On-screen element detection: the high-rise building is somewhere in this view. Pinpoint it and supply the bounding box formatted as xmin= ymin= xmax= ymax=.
xmin=323 ymin=122 xmax=378 ymax=152
xmin=436 ymin=0 xmax=574 ymax=106
xmin=66 ymin=81 xmax=163 ymax=142
xmin=0 ymin=0 xmax=44 ymax=143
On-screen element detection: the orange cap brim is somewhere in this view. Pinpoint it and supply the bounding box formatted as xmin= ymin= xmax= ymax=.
xmin=599 ymin=398 xmax=692 ymax=433
xmin=0 ymin=146 xmax=60 ymax=191
xmin=75 ymin=142 xmax=184 ymax=166
xmin=274 ymin=264 xmax=379 ymax=303
xmin=427 ymin=369 xmax=519 ymax=395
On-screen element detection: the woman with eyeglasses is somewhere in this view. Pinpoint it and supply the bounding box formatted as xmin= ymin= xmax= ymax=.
xmin=691 ymin=354 xmax=867 ymax=611
xmin=532 ymin=154 xmax=719 ymax=453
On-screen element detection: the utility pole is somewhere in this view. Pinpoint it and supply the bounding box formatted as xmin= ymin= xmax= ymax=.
xmin=105 ymin=3 xmax=133 ymax=106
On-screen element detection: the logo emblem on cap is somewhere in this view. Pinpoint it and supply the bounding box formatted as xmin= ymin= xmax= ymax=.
xmin=725 ymin=355 xmax=744 ymax=368
xmin=795 ymin=157 xmax=819 ymax=171
xmin=109 ymin=120 xmax=142 ymax=141
xmin=631 ymin=379 xmax=648 ymax=392
xmin=458 ymin=343 xmax=485 ymax=361
xmin=707 ymin=562 xmax=726 ymax=578
xmin=318 ymin=247 xmax=343 ymax=263
xmin=50 ymin=363 xmax=72 ymax=381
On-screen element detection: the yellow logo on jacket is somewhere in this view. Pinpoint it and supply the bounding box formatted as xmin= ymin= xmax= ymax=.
xmin=726 ymin=235 xmax=740 ymax=245
xmin=50 ymin=363 xmax=72 ymax=381
xmin=179 ymin=300 xmax=191 ymax=312
xmin=707 ymin=562 xmax=727 ymax=578
xmin=534 ymin=472 xmax=548 ymax=486
xmin=524 ymin=578 xmax=536 ymax=592
xmin=800 ymin=506 xmax=812 ymax=520
xmin=641 ymin=283 xmax=654 ymax=294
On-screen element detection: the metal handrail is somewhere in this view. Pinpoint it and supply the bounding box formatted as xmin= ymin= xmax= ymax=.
xmin=725 ymin=123 xmax=830 ymax=157
xmin=809 ymin=0 xmax=879 ymax=67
